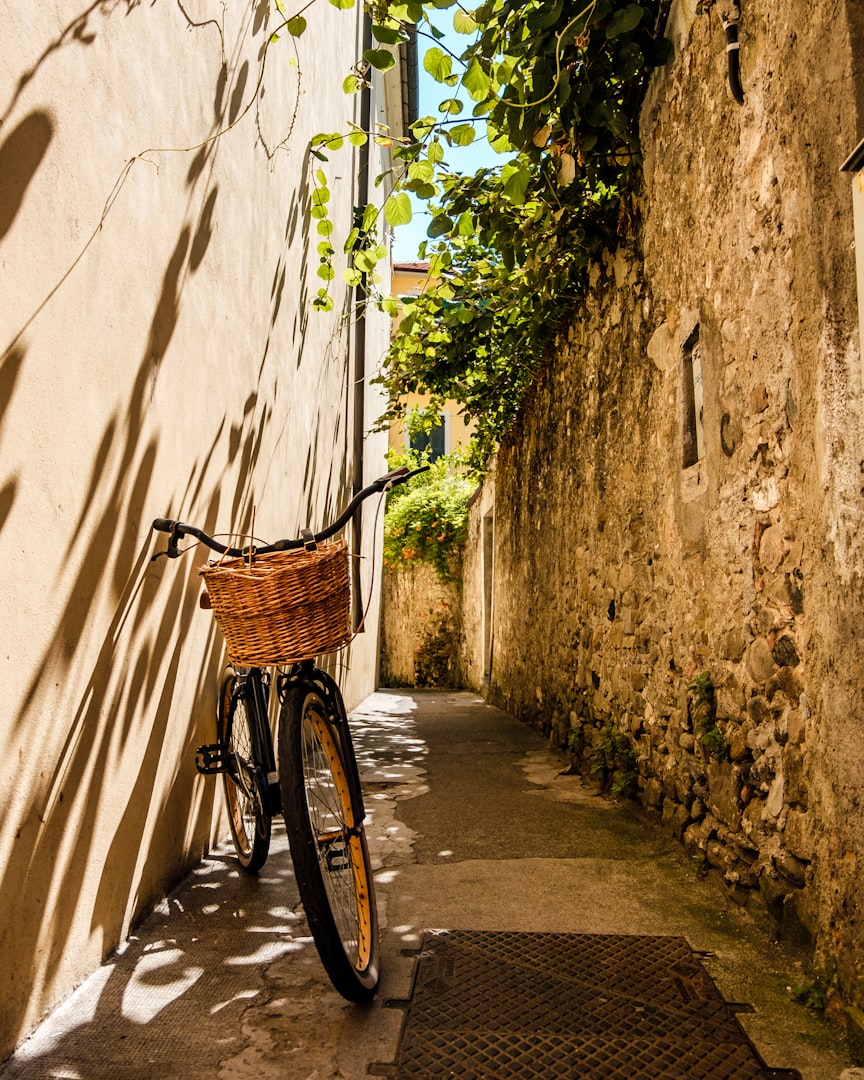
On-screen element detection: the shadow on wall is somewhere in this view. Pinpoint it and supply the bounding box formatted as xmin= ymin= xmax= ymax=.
xmin=0 ymin=3 xmax=146 ymax=130
xmin=0 ymin=3 xmax=353 ymax=1058
xmin=0 ymin=112 xmax=53 ymax=242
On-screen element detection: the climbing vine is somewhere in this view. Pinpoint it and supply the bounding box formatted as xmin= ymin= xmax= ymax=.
xmin=293 ymin=0 xmax=673 ymax=463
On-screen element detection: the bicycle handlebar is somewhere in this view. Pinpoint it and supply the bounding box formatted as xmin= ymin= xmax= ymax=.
xmin=151 ymin=465 xmax=428 ymax=561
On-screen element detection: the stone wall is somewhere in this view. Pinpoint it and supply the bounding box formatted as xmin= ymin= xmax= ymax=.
xmin=471 ymin=0 xmax=864 ymax=1017
xmin=380 ymin=562 xmax=465 ymax=687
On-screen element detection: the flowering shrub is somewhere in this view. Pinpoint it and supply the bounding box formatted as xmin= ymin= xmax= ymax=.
xmin=383 ymin=454 xmax=474 ymax=581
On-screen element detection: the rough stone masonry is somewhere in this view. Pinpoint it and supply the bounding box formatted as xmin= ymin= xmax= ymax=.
xmin=463 ymin=0 xmax=864 ymax=1031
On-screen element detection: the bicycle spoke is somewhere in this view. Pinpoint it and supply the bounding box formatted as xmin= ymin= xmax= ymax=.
xmin=279 ymin=684 xmax=379 ymax=1000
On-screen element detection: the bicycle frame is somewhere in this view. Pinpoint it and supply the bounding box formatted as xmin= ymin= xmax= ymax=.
xmin=199 ymin=660 xmax=367 ymax=827
xmin=233 ymin=669 xmax=281 ymax=819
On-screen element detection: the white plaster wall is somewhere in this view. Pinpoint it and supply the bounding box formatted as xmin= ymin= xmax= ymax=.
xmin=0 ymin=0 xmax=394 ymax=1054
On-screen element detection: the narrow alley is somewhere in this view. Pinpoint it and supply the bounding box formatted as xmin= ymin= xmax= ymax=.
xmin=0 ymin=691 xmax=851 ymax=1079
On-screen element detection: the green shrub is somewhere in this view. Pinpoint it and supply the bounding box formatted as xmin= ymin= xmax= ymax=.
xmin=688 ymin=671 xmax=729 ymax=760
xmin=383 ymin=451 xmax=474 ymax=582
xmin=590 ymin=722 xmax=637 ymax=798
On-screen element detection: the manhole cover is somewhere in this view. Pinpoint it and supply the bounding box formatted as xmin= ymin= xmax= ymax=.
xmin=372 ymin=930 xmax=800 ymax=1080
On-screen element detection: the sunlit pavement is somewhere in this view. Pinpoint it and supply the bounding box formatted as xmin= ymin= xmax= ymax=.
xmin=0 ymin=690 xmax=852 ymax=1079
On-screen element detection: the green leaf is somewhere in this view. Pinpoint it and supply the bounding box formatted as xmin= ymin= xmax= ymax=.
xmin=439 ymin=97 xmax=464 ymax=115
xmin=390 ymin=1 xmax=423 ymax=20
xmin=606 ymin=4 xmax=644 ymax=37
xmin=457 ymin=211 xmax=475 ymax=236
xmin=317 ymin=264 xmax=335 ymax=280
xmin=427 ymin=139 xmax=445 ymax=163
xmin=453 ymin=9 xmax=477 ymax=33
xmin=316 ymin=219 xmax=334 ymax=236
xmin=285 ymin=15 xmax=306 ymax=36
xmin=411 ymin=115 xmax=438 ymax=139
xmin=501 ymin=162 xmax=530 ymax=205
xmin=427 ymin=214 xmax=454 ymax=237
xmin=423 ymin=47 xmax=453 ymax=82
xmin=527 ymin=0 xmax=564 ymax=30
xmin=328 ymin=0 xmax=355 ymax=8
xmin=429 ymin=240 xmax=452 ymax=264
xmin=372 ymin=23 xmax=405 ymax=44
xmin=348 ymin=130 xmax=368 ymax=146
xmin=313 ymin=292 xmax=334 ymax=313
xmin=317 ymin=241 xmax=335 ymax=256
xmin=408 ymin=160 xmax=435 ymax=183
xmin=462 ymin=57 xmax=490 ymax=102
xmin=361 ymin=204 xmax=379 ymax=231
xmin=355 ymin=249 xmax=379 ymax=274
xmin=385 ymin=191 xmax=413 ymax=226
xmin=343 ymin=268 xmax=363 ymax=286
xmin=488 ymin=128 xmax=512 ymax=153
xmin=448 ymin=123 xmax=476 ymax=146
xmin=365 ymin=48 xmax=396 ymax=71
xmin=343 ymin=73 xmax=364 ymax=93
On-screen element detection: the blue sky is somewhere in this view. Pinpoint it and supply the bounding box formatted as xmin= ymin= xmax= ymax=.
xmin=391 ymin=20 xmax=498 ymax=261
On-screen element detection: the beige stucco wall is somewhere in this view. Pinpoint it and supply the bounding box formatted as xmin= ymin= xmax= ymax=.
xmin=1 ymin=1 xmax=401 ymax=1057
xmin=458 ymin=0 xmax=864 ymax=1017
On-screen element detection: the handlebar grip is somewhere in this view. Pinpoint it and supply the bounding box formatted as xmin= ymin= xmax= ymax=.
xmin=380 ymin=465 xmax=429 ymax=488
xmin=152 ymin=517 xmax=176 ymax=533
xmin=380 ymin=466 xmax=411 ymax=482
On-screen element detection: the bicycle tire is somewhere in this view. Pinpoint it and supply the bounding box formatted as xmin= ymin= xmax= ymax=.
xmin=217 ymin=670 xmax=271 ymax=873
xmin=278 ymin=684 xmax=379 ymax=1001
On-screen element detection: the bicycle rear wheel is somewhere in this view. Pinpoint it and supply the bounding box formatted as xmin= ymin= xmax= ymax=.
xmin=217 ymin=670 xmax=271 ymax=873
xmin=278 ymin=684 xmax=379 ymax=1002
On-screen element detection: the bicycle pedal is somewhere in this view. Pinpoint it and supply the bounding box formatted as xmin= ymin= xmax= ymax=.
xmin=195 ymin=742 xmax=232 ymax=775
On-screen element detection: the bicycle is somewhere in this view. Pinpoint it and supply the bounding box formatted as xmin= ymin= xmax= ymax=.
xmin=151 ymin=465 xmax=425 ymax=1002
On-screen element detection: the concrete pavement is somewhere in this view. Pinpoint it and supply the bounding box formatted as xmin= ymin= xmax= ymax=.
xmin=0 ymin=690 xmax=853 ymax=1078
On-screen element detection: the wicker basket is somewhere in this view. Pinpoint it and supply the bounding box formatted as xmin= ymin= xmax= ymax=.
xmin=200 ymin=539 xmax=352 ymax=666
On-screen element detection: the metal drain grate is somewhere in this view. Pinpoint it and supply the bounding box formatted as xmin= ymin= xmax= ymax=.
xmin=372 ymin=930 xmax=801 ymax=1080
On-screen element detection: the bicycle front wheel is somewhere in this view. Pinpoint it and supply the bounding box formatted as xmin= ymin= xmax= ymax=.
xmin=278 ymin=685 xmax=379 ymax=1002
xmin=217 ymin=671 xmax=271 ymax=873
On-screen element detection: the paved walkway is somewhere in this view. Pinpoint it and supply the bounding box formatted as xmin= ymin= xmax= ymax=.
xmin=0 ymin=690 xmax=853 ymax=1078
